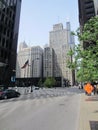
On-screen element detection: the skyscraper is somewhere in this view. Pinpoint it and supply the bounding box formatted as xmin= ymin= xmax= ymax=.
xmin=78 ymin=0 xmax=98 ymax=28
xmin=16 ymin=43 xmax=43 ymax=86
xmin=49 ymin=23 xmax=75 ymax=86
xmin=43 ymin=47 xmax=54 ymax=78
xmin=78 ymin=0 xmax=98 ymax=48
xmin=0 ymin=0 xmax=22 ymax=86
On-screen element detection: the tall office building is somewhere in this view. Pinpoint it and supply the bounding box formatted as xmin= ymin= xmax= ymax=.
xmin=19 ymin=41 xmax=28 ymax=51
xmin=16 ymin=42 xmax=30 ymax=78
xmin=49 ymin=23 xmax=75 ymax=86
xmin=16 ymin=43 xmax=43 ymax=86
xmin=78 ymin=0 xmax=98 ymax=48
xmin=43 ymin=47 xmax=54 ymax=78
xmin=78 ymin=0 xmax=98 ymax=28
xmin=16 ymin=44 xmax=43 ymax=78
xmin=0 ymin=0 xmax=22 ymax=86
xmin=30 ymin=46 xmax=43 ymax=78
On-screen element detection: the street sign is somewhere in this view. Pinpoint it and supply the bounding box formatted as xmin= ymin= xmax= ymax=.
xmin=11 ymin=76 xmax=15 ymax=82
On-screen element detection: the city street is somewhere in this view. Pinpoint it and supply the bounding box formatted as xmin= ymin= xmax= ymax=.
xmin=0 ymin=87 xmax=83 ymax=130
xmin=0 ymin=0 xmax=97 ymax=130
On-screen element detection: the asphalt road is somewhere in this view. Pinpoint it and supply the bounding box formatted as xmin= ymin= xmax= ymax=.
xmin=0 ymin=87 xmax=83 ymax=130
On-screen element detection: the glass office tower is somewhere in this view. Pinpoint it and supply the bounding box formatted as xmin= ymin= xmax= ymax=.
xmin=0 ymin=0 xmax=22 ymax=87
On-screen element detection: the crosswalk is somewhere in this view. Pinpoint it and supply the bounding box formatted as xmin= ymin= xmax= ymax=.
xmin=0 ymin=87 xmax=83 ymax=103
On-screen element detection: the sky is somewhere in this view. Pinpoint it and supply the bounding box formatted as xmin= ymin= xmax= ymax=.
xmin=18 ymin=0 xmax=79 ymax=48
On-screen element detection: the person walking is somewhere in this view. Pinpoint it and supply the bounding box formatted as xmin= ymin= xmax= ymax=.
xmin=96 ymin=84 xmax=98 ymax=94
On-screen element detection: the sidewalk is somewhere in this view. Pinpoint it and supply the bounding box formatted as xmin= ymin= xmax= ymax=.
xmin=78 ymin=93 xmax=98 ymax=130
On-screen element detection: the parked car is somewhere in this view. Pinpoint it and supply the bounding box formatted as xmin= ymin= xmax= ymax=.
xmin=0 ymin=90 xmax=3 ymax=99
xmin=33 ymin=86 xmax=39 ymax=90
xmin=0 ymin=89 xmax=20 ymax=99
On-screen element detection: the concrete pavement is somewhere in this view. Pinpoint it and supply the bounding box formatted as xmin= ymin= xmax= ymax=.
xmin=78 ymin=93 xmax=98 ymax=130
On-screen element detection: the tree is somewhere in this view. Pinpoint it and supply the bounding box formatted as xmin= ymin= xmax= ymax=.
xmin=67 ymin=16 xmax=98 ymax=83
xmin=38 ymin=78 xmax=43 ymax=87
xmin=44 ymin=77 xmax=56 ymax=88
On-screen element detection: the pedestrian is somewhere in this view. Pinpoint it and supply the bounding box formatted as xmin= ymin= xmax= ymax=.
xmin=78 ymin=84 xmax=81 ymax=89
xmin=84 ymin=83 xmax=88 ymax=95
xmin=31 ymin=86 xmax=33 ymax=92
xmin=96 ymin=84 xmax=98 ymax=94
xmin=92 ymin=84 xmax=96 ymax=95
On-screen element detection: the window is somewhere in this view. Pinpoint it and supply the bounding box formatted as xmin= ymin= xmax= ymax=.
xmin=2 ymin=38 xmax=5 ymax=47
xmin=0 ymin=1 xmax=3 ymax=8
xmin=1 ymin=13 xmax=4 ymax=21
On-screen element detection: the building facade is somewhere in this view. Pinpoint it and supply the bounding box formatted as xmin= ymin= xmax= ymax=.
xmin=78 ymin=0 xmax=98 ymax=48
xmin=49 ymin=23 xmax=75 ymax=86
xmin=16 ymin=43 xmax=43 ymax=86
xmin=30 ymin=46 xmax=43 ymax=78
xmin=78 ymin=0 xmax=95 ymax=28
xmin=16 ymin=44 xmax=43 ymax=78
xmin=43 ymin=47 xmax=54 ymax=78
xmin=16 ymin=43 xmax=30 ymax=78
xmin=0 ymin=0 xmax=22 ymax=86
xmin=93 ymin=0 xmax=98 ymax=15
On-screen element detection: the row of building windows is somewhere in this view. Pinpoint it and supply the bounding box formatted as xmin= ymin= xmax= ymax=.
xmin=0 ymin=8 xmax=15 ymax=22
xmin=85 ymin=0 xmax=93 ymax=4
xmin=85 ymin=7 xmax=94 ymax=14
xmin=1 ymin=0 xmax=16 ymax=6
xmin=85 ymin=3 xmax=94 ymax=10
xmin=0 ymin=24 xmax=13 ymax=38
xmin=0 ymin=1 xmax=15 ymax=63
xmin=0 ymin=36 xmax=12 ymax=49
xmin=0 ymin=48 xmax=9 ymax=61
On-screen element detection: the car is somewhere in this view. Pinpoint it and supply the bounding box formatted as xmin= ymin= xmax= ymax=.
xmin=0 ymin=89 xmax=20 ymax=99
xmin=0 ymin=90 xmax=3 ymax=99
xmin=35 ymin=87 xmax=39 ymax=90
xmin=33 ymin=86 xmax=39 ymax=90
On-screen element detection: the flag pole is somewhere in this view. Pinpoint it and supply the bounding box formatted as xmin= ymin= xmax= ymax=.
xmin=24 ymin=67 xmax=26 ymax=78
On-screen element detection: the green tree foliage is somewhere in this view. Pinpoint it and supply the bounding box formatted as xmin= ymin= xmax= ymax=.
xmin=38 ymin=78 xmax=43 ymax=87
xmin=67 ymin=16 xmax=98 ymax=82
xmin=44 ymin=77 xmax=56 ymax=88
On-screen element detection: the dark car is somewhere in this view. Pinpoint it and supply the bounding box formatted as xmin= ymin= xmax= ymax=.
xmin=0 ymin=90 xmax=3 ymax=98
xmin=0 ymin=89 xmax=20 ymax=99
xmin=33 ymin=86 xmax=39 ymax=90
